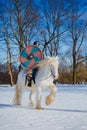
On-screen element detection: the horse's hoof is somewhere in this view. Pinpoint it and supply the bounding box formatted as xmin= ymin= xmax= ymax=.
xmin=46 ymin=95 xmax=55 ymax=105
xmin=35 ymin=107 xmax=44 ymax=110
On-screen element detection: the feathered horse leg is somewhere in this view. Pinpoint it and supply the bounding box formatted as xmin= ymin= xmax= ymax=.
xmin=29 ymin=86 xmax=36 ymax=107
xmin=35 ymin=87 xmax=44 ymax=110
xmin=46 ymin=84 xmax=57 ymax=105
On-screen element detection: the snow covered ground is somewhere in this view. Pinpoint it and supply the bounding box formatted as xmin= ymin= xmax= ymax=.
xmin=0 ymin=84 xmax=87 ymax=130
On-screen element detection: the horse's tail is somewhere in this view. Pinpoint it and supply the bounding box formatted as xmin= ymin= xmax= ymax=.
xmin=13 ymin=70 xmax=26 ymax=105
xmin=13 ymin=84 xmax=21 ymax=105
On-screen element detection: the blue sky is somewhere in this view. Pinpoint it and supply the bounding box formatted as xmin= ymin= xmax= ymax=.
xmin=0 ymin=0 xmax=87 ymax=66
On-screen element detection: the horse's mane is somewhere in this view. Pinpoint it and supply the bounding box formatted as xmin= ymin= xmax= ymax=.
xmin=33 ymin=57 xmax=56 ymax=69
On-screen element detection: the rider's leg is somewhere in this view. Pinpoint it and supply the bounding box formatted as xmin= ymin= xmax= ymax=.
xmin=32 ymin=68 xmax=38 ymax=84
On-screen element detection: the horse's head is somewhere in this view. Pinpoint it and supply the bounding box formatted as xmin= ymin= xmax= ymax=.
xmin=49 ymin=56 xmax=59 ymax=80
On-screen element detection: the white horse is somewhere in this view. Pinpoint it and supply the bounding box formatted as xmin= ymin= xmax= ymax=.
xmin=14 ymin=56 xmax=58 ymax=109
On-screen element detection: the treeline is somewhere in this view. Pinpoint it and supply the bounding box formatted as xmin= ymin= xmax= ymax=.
xmin=59 ymin=63 xmax=87 ymax=84
xmin=0 ymin=0 xmax=87 ymax=85
xmin=0 ymin=72 xmax=18 ymax=85
xmin=0 ymin=62 xmax=87 ymax=84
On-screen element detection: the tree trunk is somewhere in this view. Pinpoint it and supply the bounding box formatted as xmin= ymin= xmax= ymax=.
xmin=72 ymin=40 xmax=77 ymax=84
xmin=8 ymin=63 xmax=14 ymax=86
xmin=72 ymin=54 xmax=76 ymax=84
xmin=7 ymin=38 xmax=14 ymax=86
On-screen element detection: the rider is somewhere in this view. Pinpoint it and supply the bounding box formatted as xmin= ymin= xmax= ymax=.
xmin=26 ymin=41 xmax=42 ymax=86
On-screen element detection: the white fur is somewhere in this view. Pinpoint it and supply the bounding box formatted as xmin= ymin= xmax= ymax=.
xmin=14 ymin=56 xmax=58 ymax=109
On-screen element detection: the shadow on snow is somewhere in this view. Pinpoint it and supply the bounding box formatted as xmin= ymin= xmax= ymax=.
xmin=0 ymin=103 xmax=87 ymax=113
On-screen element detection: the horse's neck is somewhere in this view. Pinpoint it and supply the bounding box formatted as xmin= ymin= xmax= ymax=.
xmin=36 ymin=64 xmax=51 ymax=79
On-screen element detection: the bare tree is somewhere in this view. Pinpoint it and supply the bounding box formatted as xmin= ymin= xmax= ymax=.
xmin=38 ymin=0 xmax=69 ymax=56
xmin=6 ymin=38 xmax=14 ymax=86
xmin=0 ymin=0 xmax=41 ymax=84
xmin=68 ymin=0 xmax=87 ymax=84
xmin=8 ymin=0 xmax=41 ymax=52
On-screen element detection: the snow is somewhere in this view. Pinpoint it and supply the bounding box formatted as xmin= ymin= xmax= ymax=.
xmin=0 ymin=84 xmax=87 ymax=130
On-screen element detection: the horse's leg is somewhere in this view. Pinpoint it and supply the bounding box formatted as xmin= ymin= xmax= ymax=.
xmin=46 ymin=84 xmax=57 ymax=105
xmin=29 ymin=86 xmax=36 ymax=107
xmin=35 ymin=87 xmax=44 ymax=110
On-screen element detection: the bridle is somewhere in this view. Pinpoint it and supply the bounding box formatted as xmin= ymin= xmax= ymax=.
xmin=50 ymin=63 xmax=56 ymax=78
